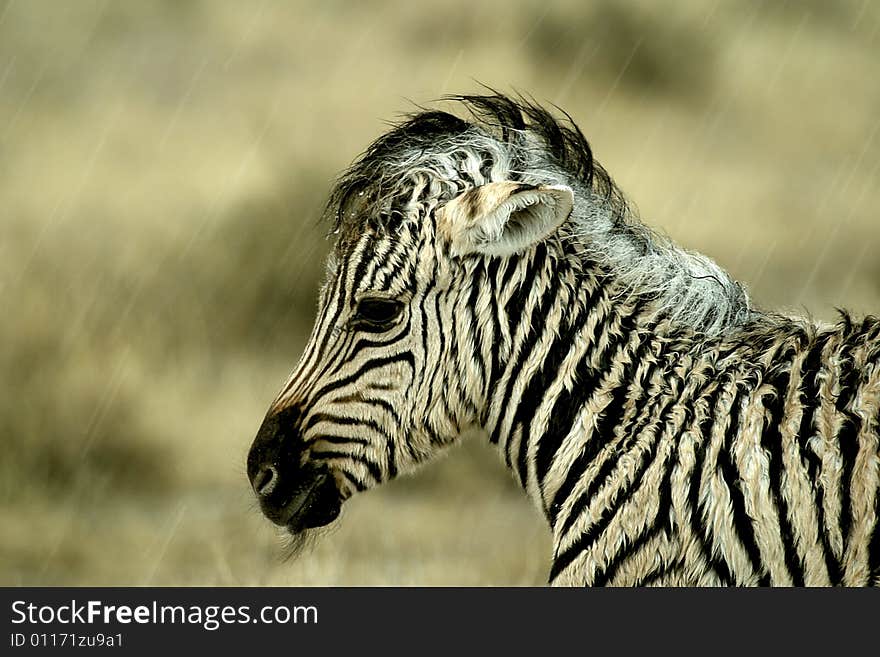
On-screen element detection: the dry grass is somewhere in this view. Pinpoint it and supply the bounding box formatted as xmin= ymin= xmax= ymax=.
xmin=1 ymin=0 xmax=878 ymax=586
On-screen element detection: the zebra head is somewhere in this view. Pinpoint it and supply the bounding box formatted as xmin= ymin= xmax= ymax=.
xmin=246 ymin=98 xmax=581 ymax=535
xmin=246 ymin=94 xmax=751 ymax=538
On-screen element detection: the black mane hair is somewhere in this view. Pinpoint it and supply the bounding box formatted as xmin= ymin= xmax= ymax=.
xmin=325 ymin=93 xmax=630 ymax=235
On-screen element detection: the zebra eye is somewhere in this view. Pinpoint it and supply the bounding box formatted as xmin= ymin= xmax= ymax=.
xmin=353 ymin=298 xmax=403 ymax=328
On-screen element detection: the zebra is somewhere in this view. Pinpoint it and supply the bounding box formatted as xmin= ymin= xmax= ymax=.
xmin=246 ymin=93 xmax=880 ymax=586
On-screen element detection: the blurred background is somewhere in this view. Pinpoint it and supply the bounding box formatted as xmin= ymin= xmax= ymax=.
xmin=1 ymin=0 xmax=878 ymax=585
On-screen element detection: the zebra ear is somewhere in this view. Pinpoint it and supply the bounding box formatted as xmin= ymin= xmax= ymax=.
xmin=438 ymin=181 xmax=574 ymax=258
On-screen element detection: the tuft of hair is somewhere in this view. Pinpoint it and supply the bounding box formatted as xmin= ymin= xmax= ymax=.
xmin=325 ymin=93 xmax=756 ymax=335
xmin=278 ymin=528 xmax=320 ymax=563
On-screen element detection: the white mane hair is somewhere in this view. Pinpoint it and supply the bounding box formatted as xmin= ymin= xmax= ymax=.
xmin=328 ymin=94 xmax=756 ymax=335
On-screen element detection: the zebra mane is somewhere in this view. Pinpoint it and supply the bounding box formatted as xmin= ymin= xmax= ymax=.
xmin=326 ymin=94 xmax=755 ymax=334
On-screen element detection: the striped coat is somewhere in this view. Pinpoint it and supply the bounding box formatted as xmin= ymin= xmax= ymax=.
xmin=533 ymin=296 xmax=880 ymax=585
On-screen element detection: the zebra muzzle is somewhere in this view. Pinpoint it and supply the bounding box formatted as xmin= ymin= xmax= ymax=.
xmin=248 ymin=408 xmax=342 ymax=533
xmin=254 ymin=464 xmax=342 ymax=533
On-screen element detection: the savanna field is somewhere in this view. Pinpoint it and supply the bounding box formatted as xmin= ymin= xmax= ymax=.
xmin=1 ymin=0 xmax=878 ymax=585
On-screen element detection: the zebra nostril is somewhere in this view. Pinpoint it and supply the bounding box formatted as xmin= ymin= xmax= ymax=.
xmin=253 ymin=464 xmax=278 ymax=497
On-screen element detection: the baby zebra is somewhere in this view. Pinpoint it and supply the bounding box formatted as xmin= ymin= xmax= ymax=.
xmin=246 ymin=94 xmax=880 ymax=586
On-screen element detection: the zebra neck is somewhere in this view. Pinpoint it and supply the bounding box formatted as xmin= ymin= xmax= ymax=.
xmin=480 ymin=245 xmax=656 ymax=520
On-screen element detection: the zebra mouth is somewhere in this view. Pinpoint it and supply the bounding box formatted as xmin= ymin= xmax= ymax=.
xmin=279 ymin=471 xmax=342 ymax=534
